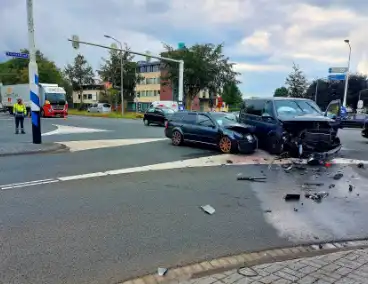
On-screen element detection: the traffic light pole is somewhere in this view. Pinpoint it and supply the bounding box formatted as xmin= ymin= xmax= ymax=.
xmin=27 ymin=0 xmax=41 ymax=144
xmin=68 ymin=38 xmax=184 ymax=105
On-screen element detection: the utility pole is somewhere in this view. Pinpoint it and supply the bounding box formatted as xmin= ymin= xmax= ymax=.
xmin=68 ymin=38 xmax=184 ymax=107
xmin=104 ymin=35 xmax=124 ymax=115
xmin=342 ymin=39 xmax=351 ymax=107
xmin=27 ymin=0 xmax=41 ymax=144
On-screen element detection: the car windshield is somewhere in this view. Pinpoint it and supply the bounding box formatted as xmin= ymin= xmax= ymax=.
xmin=275 ymin=100 xmax=322 ymax=116
xmin=161 ymin=108 xmax=175 ymax=114
xmin=45 ymin=93 xmax=66 ymax=102
xmin=211 ymin=113 xmax=237 ymax=126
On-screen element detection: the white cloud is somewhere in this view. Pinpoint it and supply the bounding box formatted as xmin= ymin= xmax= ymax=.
xmin=1 ymin=0 xmax=368 ymax=96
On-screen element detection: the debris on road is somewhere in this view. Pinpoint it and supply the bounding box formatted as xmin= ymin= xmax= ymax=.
xmin=158 ymin=268 xmax=168 ymax=276
xmin=349 ymin=185 xmax=353 ymax=192
xmin=237 ymin=176 xmax=266 ymax=182
xmin=226 ymin=159 xmax=233 ymax=164
xmin=333 ymin=173 xmax=343 ymax=180
xmin=305 ymin=191 xmax=329 ymax=202
xmin=284 ymin=194 xmax=301 ymax=201
xmin=358 ymin=162 xmax=365 ymax=169
xmin=303 ymin=182 xmax=324 ymax=187
xmin=307 ymin=157 xmax=323 ymax=166
xmin=294 ymin=208 xmax=298 ymax=212
xmin=264 ymin=209 xmax=272 ymax=213
xmin=200 ymin=205 xmax=216 ymax=215
xmin=329 ymin=184 xmax=335 ymax=188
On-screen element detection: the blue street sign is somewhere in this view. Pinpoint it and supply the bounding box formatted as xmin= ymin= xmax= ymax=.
xmin=178 ymin=105 xmax=184 ymax=111
xmin=178 ymin=42 xmax=185 ymax=50
xmin=328 ymin=74 xmax=346 ymax=81
xmin=5 ymin=51 xmax=29 ymax=59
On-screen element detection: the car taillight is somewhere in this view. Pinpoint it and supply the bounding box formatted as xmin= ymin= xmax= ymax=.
xmin=165 ymin=121 xmax=168 ymax=128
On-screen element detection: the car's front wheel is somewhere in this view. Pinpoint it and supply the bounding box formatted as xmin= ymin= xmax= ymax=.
xmin=172 ymin=130 xmax=183 ymax=146
xmin=268 ymin=135 xmax=284 ymax=155
xmin=218 ymin=136 xmax=233 ymax=153
xmin=143 ymin=119 xmax=150 ymax=126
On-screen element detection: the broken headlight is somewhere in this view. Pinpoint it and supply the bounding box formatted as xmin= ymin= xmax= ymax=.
xmin=245 ymin=134 xmax=254 ymax=142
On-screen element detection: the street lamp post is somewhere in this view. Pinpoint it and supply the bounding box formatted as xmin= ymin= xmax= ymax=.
xmin=27 ymin=0 xmax=41 ymax=144
xmin=104 ymin=35 xmax=124 ymax=115
xmin=342 ymin=39 xmax=351 ymax=107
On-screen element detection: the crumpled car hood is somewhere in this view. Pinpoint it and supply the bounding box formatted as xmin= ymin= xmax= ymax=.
xmin=223 ymin=123 xmax=255 ymax=134
xmin=278 ymin=114 xmax=334 ymax=123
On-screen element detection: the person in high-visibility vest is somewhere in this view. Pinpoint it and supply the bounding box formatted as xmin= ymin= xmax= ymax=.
xmin=13 ymin=98 xmax=27 ymax=134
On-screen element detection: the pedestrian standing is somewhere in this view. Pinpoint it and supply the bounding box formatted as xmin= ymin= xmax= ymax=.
xmin=13 ymin=98 xmax=27 ymax=134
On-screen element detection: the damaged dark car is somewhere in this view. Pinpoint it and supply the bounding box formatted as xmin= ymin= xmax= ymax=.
xmin=239 ymin=98 xmax=342 ymax=159
xmin=165 ymin=111 xmax=257 ymax=154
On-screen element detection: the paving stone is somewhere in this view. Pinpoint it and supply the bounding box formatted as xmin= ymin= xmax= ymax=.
xmin=257 ymin=274 xmax=280 ymax=284
xmin=296 ymin=275 xmax=317 ymax=284
xmin=320 ymin=263 xmax=341 ymax=273
xmin=221 ymin=273 xmax=243 ymax=284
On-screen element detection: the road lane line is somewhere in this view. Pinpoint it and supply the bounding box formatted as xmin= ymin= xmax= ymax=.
xmin=1 ymin=179 xmax=59 ymax=190
xmin=58 ymin=172 xmax=108 ymax=181
xmin=2 ymin=155 xmax=368 ymax=190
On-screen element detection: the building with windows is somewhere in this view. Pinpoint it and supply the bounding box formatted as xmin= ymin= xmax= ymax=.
xmin=72 ymin=84 xmax=106 ymax=107
xmin=135 ymin=61 xmax=162 ymax=103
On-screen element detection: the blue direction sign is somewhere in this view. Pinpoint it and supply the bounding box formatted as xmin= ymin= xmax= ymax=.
xmin=328 ymin=67 xmax=348 ymax=73
xmin=328 ymin=74 xmax=346 ymax=81
xmin=5 ymin=51 xmax=29 ymax=59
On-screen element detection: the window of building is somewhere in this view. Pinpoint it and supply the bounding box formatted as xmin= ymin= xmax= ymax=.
xmin=78 ymin=95 xmax=81 ymax=99
xmin=141 ymin=91 xmax=146 ymax=97
xmin=157 ymin=77 xmax=160 ymax=84
xmin=87 ymin=94 xmax=92 ymax=99
xmin=147 ymin=90 xmax=154 ymax=96
xmin=83 ymin=94 xmax=87 ymax=99
xmin=153 ymin=65 xmax=159 ymax=72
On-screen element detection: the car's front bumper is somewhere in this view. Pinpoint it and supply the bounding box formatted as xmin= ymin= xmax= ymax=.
xmin=237 ymin=136 xmax=258 ymax=154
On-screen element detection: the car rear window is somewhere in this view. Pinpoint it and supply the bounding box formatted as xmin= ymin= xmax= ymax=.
xmin=171 ymin=112 xmax=185 ymax=121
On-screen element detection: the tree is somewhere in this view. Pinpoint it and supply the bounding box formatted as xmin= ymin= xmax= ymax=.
xmin=64 ymin=54 xmax=94 ymax=107
xmin=0 ymin=49 xmax=65 ymax=85
xmin=285 ymin=63 xmax=308 ymax=98
xmin=274 ymin=86 xmax=288 ymax=97
xmin=98 ymin=44 xmax=141 ymax=103
xmin=306 ymin=74 xmax=368 ymax=110
xmin=222 ymin=81 xmax=243 ymax=106
xmin=161 ymin=43 xmax=239 ymax=109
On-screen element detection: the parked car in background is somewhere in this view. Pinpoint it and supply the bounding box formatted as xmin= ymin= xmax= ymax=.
xmin=239 ymin=97 xmax=341 ymax=158
xmin=87 ymin=103 xmax=111 ymax=113
xmin=165 ymin=111 xmax=257 ymax=154
xmin=143 ymin=107 xmax=175 ymax=126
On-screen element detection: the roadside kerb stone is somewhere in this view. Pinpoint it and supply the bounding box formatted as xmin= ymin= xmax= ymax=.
xmin=119 ymin=239 xmax=368 ymax=284
xmin=0 ymin=142 xmax=68 ymax=157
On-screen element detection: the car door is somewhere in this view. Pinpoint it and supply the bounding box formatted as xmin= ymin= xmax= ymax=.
xmin=90 ymin=103 xmax=98 ymax=113
xmin=145 ymin=108 xmax=155 ymax=121
xmin=153 ymin=108 xmax=165 ymax=124
xmin=260 ymin=100 xmax=279 ymax=141
xmin=181 ymin=112 xmax=197 ymax=140
xmin=193 ymin=114 xmax=218 ymax=144
xmin=324 ymin=99 xmax=341 ymax=128
xmin=243 ymin=100 xmax=267 ymax=139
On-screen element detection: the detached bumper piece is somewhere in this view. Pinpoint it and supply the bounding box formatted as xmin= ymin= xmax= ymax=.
xmin=237 ymin=135 xmax=258 ymax=154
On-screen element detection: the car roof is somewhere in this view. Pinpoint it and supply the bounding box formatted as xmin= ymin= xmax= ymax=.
xmin=244 ymin=97 xmax=313 ymax=101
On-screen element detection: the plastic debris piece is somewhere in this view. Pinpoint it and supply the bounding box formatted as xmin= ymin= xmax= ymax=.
xmin=358 ymin=162 xmax=364 ymax=169
xmin=304 ymin=182 xmax=324 ymax=187
xmin=158 ymin=268 xmax=168 ymax=276
xmin=237 ymin=176 xmax=266 ymax=182
xmin=329 ymin=184 xmax=335 ymax=188
xmin=226 ymin=159 xmax=233 ymax=164
xmin=200 ymin=205 xmax=215 ymax=215
xmin=305 ymin=191 xmax=329 ymax=202
xmin=325 ymin=162 xmax=332 ymax=167
xmin=294 ymin=208 xmax=298 ymax=212
xmin=333 ymin=173 xmax=343 ymax=180
xmin=349 ymin=185 xmax=353 ymax=192
xmin=307 ymin=157 xmax=322 ymax=166
xmin=284 ymin=194 xmax=300 ymax=201
xmin=264 ymin=209 xmax=272 ymax=213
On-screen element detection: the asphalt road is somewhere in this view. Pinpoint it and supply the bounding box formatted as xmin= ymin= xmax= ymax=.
xmin=1 ymin=113 xmax=368 ymax=284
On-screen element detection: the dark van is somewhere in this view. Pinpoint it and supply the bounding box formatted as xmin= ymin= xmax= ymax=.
xmin=239 ymin=97 xmax=342 ymax=158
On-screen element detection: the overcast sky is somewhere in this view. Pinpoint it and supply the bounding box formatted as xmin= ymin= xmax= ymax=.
xmin=1 ymin=0 xmax=367 ymax=97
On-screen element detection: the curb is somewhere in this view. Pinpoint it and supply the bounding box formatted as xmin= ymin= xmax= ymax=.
xmin=0 ymin=143 xmax=69 ymax=157
xmin=119 ymin=239 xmax=368 ymax=284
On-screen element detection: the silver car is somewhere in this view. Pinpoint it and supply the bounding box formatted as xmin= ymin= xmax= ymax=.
xmin=87 ymin=103 xmax=111 ymax=113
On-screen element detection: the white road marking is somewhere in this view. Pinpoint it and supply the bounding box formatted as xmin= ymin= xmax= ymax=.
xmin=42 ymin=124 xmax=109 ymax=136
xmin=2 ymin=155 xmax=368 ymax=191
xmin=57 ymin=138 xmax=167 ymax=152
